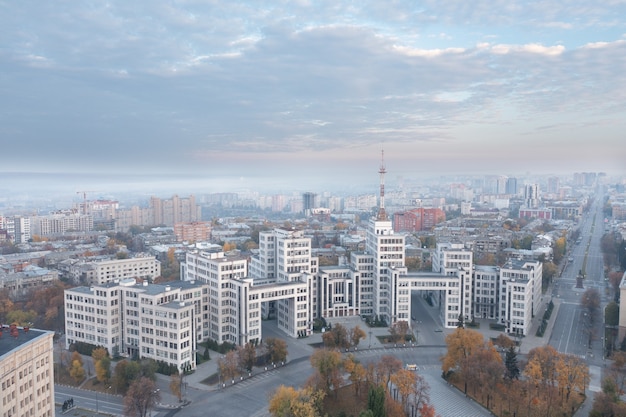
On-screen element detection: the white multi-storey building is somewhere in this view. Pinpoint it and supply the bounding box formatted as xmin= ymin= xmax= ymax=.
xmin=499 ymin=259 xmax=543 ymax=336
xmin=67 ymin=255 xmax=161 ymax=285
xmin=472 ymin=265 xmax=499 ymax=320
xmin=64 ymin=279 xmax=207 ymax=371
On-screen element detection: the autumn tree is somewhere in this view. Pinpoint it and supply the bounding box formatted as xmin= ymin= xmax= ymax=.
xmin=344 ymin=355 xmax=367 ymax=397
xmin=95 ymin=356 xmax=111 ymax=384
xmin=265 ymin=337 xmax=288 ymax=364
xmin=525 ymin=345 xmax=561 ymax=416
xmin=389 ymin=320 xmax=410 ymax=343
xmin=268 ymin=385 xmax=325 ymax=417
xmin=557 ymin=353 xmax=589 ymax=402
xmin=390 ymin=369 xmax=416 ymax=411
xmin=68 ymin=351 xmax=85 ymax=384
xmin=376 ymin=355 xmax=402 ymax=389
xmin=322 ymin=323 xmax=350 ymax=349
xmin=238 ymin=342 xmax=257 ymax=372
xmin=123 ymin=377 xmax=160 ymax=417
xmin=350 ymin=325 xmax=367 ymax=348
xmin=218 ymin=350 xmax=239 ymax=382
xmin=169 ymin=372 xmax=182 ymax=402
xmin=493 ymin=334 xmax=516 ymax=351
xmin=441 ymin=328 xmax=486 ymax=376
xmin=309 ymin=349 xmax=343 ymax=396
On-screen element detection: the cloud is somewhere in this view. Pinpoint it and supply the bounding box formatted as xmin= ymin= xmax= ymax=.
xmin=0 ymin=1 xmax=625 ymax=178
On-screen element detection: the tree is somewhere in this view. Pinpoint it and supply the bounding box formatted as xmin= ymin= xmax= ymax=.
xmin=504 ymin=346 xmax=520 ymax=380
xmin=268 ymin=385 xmax=325 ymax=417
xmin=557 ymin=353 xmax=589 ymax=401
xmin=389 ymin=321 xmax=410 ymax=343
xmin=69 ymin=353 xmax=85 ymax=384
xmin=606 ymin=301 xmax=619 ymax=326
xmin=344 ymin=355 xmax=367 ymax=397
xmin=350 ymin=325 xmax=367 ymax=348
xmin=95 ymin=356 xmax=111 ymax=384
xmin=123 ymin=377 xmax=160 ymax=417
xmin=390 ymin=369 xmax=416 ymax=411
xmin=376 ymin=355 xmax=402 ymax=389
xmin=265 ymin=338 xmax=288 ymax=364
xmin=238 ymin=343 xmax=256 ymax=372
xmin=112 ymin=359 xmax=141 ymax=394
xmin=494 ymin=334 xmax=516 ymax=351
xmin=309 ymin=349 xmax=343 ymax=395
xmin=525 ymin=345 xmax=561 ymax=416
xmin=6 ymin=309 xmax=37 ymax=326
xmin=169 ymin=372 xmax=182 ymax=403
xmin=367 ymin=384 xmax=386 ymax=417
xmin=322 ymin=323 xmax=349 ymax=349
xmin=218 ymin=350 xmax=239 ymax=382
xmin=441 ymin=328 xmax=485 ymax=376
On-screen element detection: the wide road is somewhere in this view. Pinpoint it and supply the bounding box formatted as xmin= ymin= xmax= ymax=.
xmin=549 ymin=186 xmax=607 ymax=364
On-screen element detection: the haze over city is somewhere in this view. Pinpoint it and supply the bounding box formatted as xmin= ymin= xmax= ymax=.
xmin=1 ymin=1 xmax=626 ymax=195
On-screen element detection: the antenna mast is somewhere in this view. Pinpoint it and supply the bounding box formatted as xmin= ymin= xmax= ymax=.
xmin=377 ymin=150 xmax=387 ymax=221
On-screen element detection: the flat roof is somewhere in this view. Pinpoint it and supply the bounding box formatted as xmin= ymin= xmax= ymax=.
xmin=0 ymin=325 xmax=51 ymax=358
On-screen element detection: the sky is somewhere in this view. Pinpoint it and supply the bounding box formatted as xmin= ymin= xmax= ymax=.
xmin=1 ymin=1 xmax=626 ymax=190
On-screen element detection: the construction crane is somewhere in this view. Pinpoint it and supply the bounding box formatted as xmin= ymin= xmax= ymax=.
xmin=76 ymin=190 xmax=96 ymax=215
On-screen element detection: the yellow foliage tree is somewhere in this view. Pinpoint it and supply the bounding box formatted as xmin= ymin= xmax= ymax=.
xmin=268 ymin=385 xmax=325 ymax=417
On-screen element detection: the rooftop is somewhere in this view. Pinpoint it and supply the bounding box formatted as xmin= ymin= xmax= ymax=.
xmin=0 ymin=325 xmax=51 ymax=358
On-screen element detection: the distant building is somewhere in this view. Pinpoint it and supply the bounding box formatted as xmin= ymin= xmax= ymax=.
xmin=0 ymin=325 xmax=55 ymax=417
xmin=174 ymin=221 xmax=211 ymax=243
xmin=505 ymin=177 xmax=518 ymax=195
xmin=524 ymin=184 xmax=540 ymax=209
xmin=393 ymin=208 xmax=446 ymax=232
xmin=114 ymin=195 xmax=200 ymax=232
xmin=302 ymin=192 xmax=317 ymax=216
xmin=66 ymin=255 xmax=161 ymax=285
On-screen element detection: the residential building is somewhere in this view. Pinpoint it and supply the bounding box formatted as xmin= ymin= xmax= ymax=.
xmin=174 ymin=221 xmax=211 ymax=243
xmin=393 ymin=208 xmax=446 ymax=232
xmin=0 ymin=325 xmax=55 ymax=417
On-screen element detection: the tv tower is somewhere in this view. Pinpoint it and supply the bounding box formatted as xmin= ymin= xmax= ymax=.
xmin=377 ymin=150 xmax=387 ymax=221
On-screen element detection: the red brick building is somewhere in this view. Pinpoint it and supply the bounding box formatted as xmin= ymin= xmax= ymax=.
xmin=393 ymin=208 xmax=446 ymax=232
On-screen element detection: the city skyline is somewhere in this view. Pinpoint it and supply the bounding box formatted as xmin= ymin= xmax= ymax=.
xmin=1 ymin=1 xmax=626 ymax=185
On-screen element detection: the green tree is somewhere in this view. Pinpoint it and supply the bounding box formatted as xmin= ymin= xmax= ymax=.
xmin=504 ymin=346 xmax=520 ymax=380
xmin=606 ymin=301 xmax=619 ymax=327
xmin=367 ymin=385 xmax=386 ymax=417
xmin=6 ymin=309 xmax=37 ymax=326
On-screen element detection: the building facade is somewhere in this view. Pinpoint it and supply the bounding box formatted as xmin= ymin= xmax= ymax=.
xmin=0 ymin=326 xmax=55 ymax=417
xmin=64 ymin=279 xmax=207 ymax=371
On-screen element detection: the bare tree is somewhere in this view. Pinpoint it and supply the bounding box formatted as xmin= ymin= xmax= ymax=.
xmin=123 ymin=377 xmax=160 ymax=417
